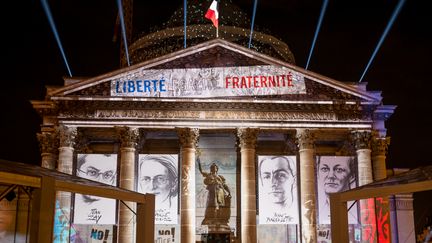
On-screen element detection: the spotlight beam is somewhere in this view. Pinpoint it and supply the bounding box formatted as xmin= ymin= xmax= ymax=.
xmin=116 ymin=0 xmax=131 ymax=66
xmin=305 ymin=0 xmax=329 ymax=70
xmin=184 ymin=0 xmax=187 ymax=48
xmin=359 ymin=0 xmax=406 ymax=82
xmin=248 ymin=0 xmax=259 ymax=49
xmin=40 ymin=0 xmax=73 ymax=77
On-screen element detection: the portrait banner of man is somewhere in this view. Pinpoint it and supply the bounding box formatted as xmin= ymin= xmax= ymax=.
xmin=74 ymin=154 xmax=118 ymax=225
xmin=258 ymin=155 xmax=299 ymax=224
xmin=316 ymin=156 xmax=358 ymax=225
xmin=138 ymin=154 xmax=179 ymax=224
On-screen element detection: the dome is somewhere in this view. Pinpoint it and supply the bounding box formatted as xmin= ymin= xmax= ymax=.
xmin=128 ymin=0 xmax=295 ymax=65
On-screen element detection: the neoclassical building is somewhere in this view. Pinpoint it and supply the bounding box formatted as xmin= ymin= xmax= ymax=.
xmin=23 ymin=1 xmax=418 ymax=243
xmin=30 ymin=35 xmax=410 ymax=242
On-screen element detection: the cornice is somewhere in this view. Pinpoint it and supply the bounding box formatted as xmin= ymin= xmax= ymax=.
xmin=51 ymin=98 xmax=377 ymax=112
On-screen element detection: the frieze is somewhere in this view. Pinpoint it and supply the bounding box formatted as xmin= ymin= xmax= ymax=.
xmin=55 ymin=99 xmax=373 ymax=116
xmin=93 ymin=110 xmax=338 ymax=121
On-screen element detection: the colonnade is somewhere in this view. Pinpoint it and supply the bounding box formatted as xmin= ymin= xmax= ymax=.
xmin=36 ymin=126 xmax=392 ymax=243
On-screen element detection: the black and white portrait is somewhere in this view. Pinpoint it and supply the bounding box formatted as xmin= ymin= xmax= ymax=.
xmin=258 ymin=156 xmax=299 ymax=224
xmin=74 ymin=154 xmax=117 ymax=225
xmin=317 ymin=156 xmax=358 ymax=224
xmin=138 ymin=154 xmax=178 ymax=224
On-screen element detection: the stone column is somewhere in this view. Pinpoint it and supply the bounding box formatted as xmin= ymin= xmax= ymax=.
xmin=351 ymin=130 xmax=377 ymax=243
xmin=371 ymin=134 xmax=392 ymax=242
xmin=176 ymin=127 xmax=199 ymax=243
xmin=295 ymin=129 xmax=317 ymax=243
xmin=396 ymin=195 xmax=415 ymax=243
xmin=389 ymin=195 xmax=399 ymax=243
xmin=56 ymin=125 xmax=77 ymax=241
xmin=58 ymin=125 xmax=76 ymax=174
xmin=371 ymin=134 xmax=390 ymax=181
xmin=37 ymin=129 xmax=58 ymax=169
xmin=117 ymin=127 xmax=140 ymax=243
xmin=237 ymin=128 xmax=259 ymax=243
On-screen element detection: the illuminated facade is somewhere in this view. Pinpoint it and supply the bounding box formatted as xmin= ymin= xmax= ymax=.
xmin=0 ymin=2 xmax=414 ymax=243
xmin=26 ymin=36 xmax=418 ymax=242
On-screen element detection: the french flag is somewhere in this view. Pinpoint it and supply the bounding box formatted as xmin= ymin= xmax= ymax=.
xmin=205 ymin=0 xmax=219 ymax=28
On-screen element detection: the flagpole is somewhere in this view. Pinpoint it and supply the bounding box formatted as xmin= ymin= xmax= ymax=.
xmin=216 ymin=1 xmax=219 ymax=38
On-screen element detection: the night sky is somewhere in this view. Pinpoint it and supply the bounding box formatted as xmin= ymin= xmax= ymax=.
xmin=1 ymin=0 xmax=432 ymax=234
xmin=3 ymin=0 xmax=431 ymax=166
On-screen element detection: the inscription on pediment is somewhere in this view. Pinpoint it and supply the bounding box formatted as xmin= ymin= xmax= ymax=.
xmin=71 ymin=76 xmax=360 ymax=102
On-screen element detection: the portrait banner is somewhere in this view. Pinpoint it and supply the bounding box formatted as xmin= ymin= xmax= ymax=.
xmin=110 ymin=65 xmax=306 ymax=98
xmin=316 ymin=156 xmax=358 ymax=225
xmin=138 ymin=154 xmax=179 ymax=224
xmin=258 ymin=156 xmax=299 ymax=224
xmin=74 ymin=154 xmax=118 ymax=225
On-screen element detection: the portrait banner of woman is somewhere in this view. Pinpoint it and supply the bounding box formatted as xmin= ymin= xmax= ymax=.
xmin=138 ymin=154 xmax=179 ymax=224
xmin=74 ymin=154 xmax=118 ymax=225
xmin=316 ymin=156 xmax=358 ymax=225
xmin=258 ymin=155 xmax=299 ymax=224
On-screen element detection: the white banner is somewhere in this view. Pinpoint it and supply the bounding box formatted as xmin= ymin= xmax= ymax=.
xmin=316 ymin=156 xmax=358 ymax=224
xmin=138 ymin=154 xmax=179 ymax=224
xmin=258 ymin=156 xmax=299 ymax=224
xmin=74 ymin=154 xmax=118 ymax=225
xmin=110 ymin=65 xmax=306 ymax=98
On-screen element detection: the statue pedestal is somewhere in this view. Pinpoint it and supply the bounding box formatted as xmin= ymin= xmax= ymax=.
xmin=200 ymin=225 xmax=233 ymax=243
xmin=207 ymin=224 xmax=231 ymax=233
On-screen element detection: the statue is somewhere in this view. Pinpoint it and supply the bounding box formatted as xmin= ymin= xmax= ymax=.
xmin=197 ymin=153 xmax=231 ymax=227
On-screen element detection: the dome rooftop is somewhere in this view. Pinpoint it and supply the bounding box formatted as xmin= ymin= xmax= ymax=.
xmin=128 ymin=0 xmax=295 ymax=65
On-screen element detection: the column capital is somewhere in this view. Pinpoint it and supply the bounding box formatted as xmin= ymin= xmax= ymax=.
xmin=237 ymin=127 xmax=259 ymax=149
xmin=57 ymin=125 xmax=77 ymax=148
xmin=295 ymin=128 xmax=315 ymax=150
xmin=371 ymin=135 xmax=390 ymax=156
xmin=116 ymin=126 xmax=140 ymax=148
xmin=176 ymin=127 xmax=199 ymax=149
xmin=350 ymin=130 xmax=372 ymax=150
xmin=37 ymin=131 xmax=59 ymax=154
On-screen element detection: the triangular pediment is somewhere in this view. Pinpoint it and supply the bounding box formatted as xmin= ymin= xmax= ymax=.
xmin=49 ymin=39 xmax=382 ymax=103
